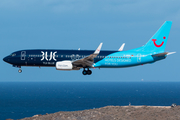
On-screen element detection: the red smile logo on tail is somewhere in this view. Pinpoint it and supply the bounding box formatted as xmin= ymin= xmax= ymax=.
xmin=152 ymin=36 xmax=165 ymax=47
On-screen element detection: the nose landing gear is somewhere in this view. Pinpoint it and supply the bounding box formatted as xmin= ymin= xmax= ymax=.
xmin=18 ymin=66 xmax=22 ymax=73
xmin=82 ymin=68 xmax=92 ymax=75
xmin=18 ymin=69 xmax=22 ymax=73
xmin=13 ymin=65 xmax=22 ymax=73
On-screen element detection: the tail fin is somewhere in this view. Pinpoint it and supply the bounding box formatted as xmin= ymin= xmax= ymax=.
xmin=135 ymin=21 xmax=172 ymax=53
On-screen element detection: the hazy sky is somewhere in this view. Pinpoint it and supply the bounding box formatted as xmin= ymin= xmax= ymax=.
xmin=0 ymin=0 xmax=179 ymax=82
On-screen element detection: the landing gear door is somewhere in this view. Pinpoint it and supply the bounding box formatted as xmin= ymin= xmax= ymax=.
xmin=21 ymin=51 xmax=26 ymax=60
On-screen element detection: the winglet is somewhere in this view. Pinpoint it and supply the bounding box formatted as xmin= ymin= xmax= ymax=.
xmin=94 ymin=43 xmax=103 ymax=54
xmin=118 ymin=43 xmax=125 ymax=51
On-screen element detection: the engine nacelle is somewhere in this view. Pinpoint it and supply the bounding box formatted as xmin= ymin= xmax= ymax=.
xmin=56 ymin=61 xmax=80 ymax=71
xmin=56 ymin=61 xmax=73 ymax=70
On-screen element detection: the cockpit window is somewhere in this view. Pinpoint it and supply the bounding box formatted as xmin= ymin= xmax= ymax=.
xmin=10 ymin=53 xmax=16 ymax=56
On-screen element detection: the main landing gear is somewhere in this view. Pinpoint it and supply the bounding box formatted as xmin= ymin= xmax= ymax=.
xmin=13 ymin=65 xmax=22 ymax=73
xmin=82 ymin=68 xmax=92 ymax=75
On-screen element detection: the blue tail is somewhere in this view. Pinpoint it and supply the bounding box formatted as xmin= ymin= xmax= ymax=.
xmin=133 ymin=21 xmax=172 ymax=54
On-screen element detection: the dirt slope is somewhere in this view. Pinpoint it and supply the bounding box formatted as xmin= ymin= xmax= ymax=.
xmin=19 ymin=106 xmax=180 ymax=120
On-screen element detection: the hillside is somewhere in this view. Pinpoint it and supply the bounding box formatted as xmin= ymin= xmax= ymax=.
xmin=17 ymin=105 xmax=180 ymax=120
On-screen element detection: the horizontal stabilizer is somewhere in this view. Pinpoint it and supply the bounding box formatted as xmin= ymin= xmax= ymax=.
xmin=152 ymin=52 xmax=176 ymax=57
xmin=167 ymin=52 xmax=176 ymax=55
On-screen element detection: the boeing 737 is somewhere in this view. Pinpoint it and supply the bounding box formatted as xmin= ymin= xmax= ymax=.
xmin=3 ymin=21 xmax=175 ymax=75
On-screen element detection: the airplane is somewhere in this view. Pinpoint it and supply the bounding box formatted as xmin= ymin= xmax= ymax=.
xmin=3 ymin=21 xmax=175 ymax=75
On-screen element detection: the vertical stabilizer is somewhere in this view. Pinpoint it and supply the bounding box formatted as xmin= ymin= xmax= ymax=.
xmin=136 ymin=21 xmax=172 ymax=53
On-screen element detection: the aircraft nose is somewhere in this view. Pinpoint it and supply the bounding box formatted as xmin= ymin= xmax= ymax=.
xmin=3 ymin=56 xmax=8 ymax=63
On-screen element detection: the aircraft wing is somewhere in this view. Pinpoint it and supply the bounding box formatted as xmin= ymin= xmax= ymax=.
xmin=72 ymin=43 xmax=103 ymax=67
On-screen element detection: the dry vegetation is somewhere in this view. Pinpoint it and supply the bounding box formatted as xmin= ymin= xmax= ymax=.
xmin=12 ymin=106 xmax=180 ymax=120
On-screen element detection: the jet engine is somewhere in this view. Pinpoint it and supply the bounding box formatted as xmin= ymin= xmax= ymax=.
xmin=56 ymin=61 xmax=80 ymax=71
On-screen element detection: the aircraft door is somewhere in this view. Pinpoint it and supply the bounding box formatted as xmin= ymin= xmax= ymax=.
xmin=21 ymin=51 xmax=26 ymax=60
xmin=137 ymin=54 xmax=141 ymax=62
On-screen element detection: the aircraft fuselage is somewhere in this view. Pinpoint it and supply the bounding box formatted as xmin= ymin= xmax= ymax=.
xmin=3 ymin=49 xmax=165 ymax=68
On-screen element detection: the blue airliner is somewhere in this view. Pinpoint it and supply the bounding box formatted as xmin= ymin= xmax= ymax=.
xmin=3 ymin=21 xmax=175 ymax=75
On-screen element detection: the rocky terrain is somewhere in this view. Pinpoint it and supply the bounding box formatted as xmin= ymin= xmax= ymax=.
xmin=8 ymin=105 xmax=180 ymax=120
